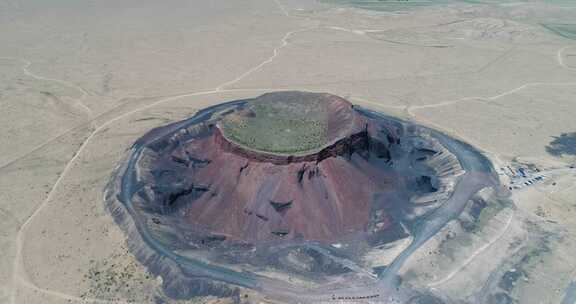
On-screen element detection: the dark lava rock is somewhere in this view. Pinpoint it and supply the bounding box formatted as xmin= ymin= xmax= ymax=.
xmin=106 ymin=91 xmax=467 ymax=300
xmin=408 ymin=294 xmax=445 ymax=304
xmin=488 ymin=292 xmax=514 ymax=304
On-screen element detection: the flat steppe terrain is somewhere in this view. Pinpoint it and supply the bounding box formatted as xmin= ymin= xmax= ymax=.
xmin=1 ymin=0 xmax=576 ymax=303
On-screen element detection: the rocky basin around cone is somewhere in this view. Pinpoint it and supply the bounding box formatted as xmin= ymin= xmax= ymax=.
xmin=105 ymin=91 xmax=472 ymax=300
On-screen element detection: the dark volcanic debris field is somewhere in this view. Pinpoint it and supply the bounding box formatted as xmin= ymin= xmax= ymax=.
xmin=105 ymin=91 xmax=487 ymax=302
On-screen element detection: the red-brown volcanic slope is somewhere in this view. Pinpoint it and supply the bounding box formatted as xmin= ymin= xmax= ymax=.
xmin=158 ymin=93 xmax=396 ymax=243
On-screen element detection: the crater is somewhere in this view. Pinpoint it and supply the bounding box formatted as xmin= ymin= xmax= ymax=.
xmin=219 ymin=91 xmax=356 ymax=156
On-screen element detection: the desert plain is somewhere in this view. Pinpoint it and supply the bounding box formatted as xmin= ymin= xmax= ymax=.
xmin=1 ymin=0 xmax=576 ymax=303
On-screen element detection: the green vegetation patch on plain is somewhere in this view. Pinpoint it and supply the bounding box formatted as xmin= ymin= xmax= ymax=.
xmin=222 ymin=100 xmax=330 ymax=154
xmin=319 ymin=0 xmax=454 ymax=12
xmin=321 ymin=0 xmax=576 ymax=13
xmin=541 ymin=23 xmax=576 ymax=40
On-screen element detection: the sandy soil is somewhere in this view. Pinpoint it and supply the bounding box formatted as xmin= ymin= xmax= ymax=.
xmin=1 ymin=0 xmax=576 ymax=303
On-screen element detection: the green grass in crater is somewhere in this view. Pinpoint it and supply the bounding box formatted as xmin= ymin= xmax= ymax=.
xmin=222 ymin=101 xmax=329 ymax=154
